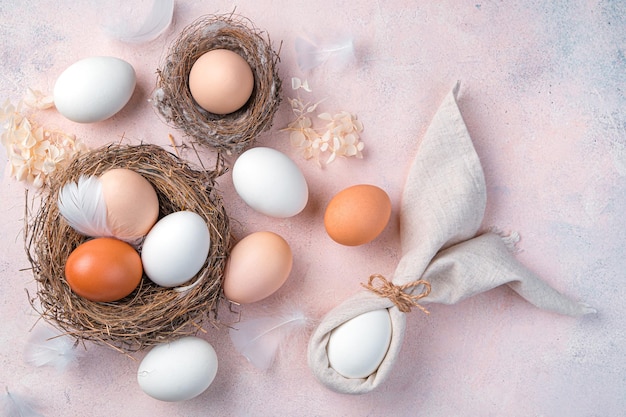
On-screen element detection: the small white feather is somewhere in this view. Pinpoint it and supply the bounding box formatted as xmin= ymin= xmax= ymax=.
xmin=2 ymin=388 xmax=45 ymax=417
xmin=103 ymin=0 xmax=174 ymax=44
xmin=57 ymin=175 xmax=111 ymax=238
xmin=24 ymin=325 xmax=81 ymax=372
xmin=229 ymin=307 xmax=310 ymax=370
xmin=295 ymin=36 xmax=355 ymax=71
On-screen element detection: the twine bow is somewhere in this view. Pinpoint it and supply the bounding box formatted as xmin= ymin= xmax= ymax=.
xmin=361 ymin=274 xmax=431 ymax=314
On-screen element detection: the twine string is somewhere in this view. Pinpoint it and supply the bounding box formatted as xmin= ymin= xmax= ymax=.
xmin=361 ymin=274 xmax=431 ymax=314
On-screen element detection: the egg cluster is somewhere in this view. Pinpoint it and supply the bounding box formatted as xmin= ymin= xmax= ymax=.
xmin=58 ymin=169 xmax=212 ymax=302
xmin=41 ymin=17 xmax=395 ymax=403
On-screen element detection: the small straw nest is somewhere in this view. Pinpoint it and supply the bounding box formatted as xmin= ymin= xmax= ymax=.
xmin=152 ymin=13 xmax=282 ymax=155
xmin=25 ymin=144 xmax=231 ymax=353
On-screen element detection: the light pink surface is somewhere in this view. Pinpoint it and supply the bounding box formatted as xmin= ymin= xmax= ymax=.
xmin=1 ymin=1 xmax=624 ymax=416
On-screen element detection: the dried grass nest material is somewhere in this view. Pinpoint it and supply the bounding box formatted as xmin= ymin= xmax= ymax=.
xmin=153 ymin=13 xmax=282 ymax=155
xmin=25 ymin=144 xmax=231 ymax=353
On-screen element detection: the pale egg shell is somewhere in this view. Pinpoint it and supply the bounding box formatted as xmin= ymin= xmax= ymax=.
xmin=324 ymin=184 xmax=392 ymax=246
xmin=223 ymin=231 xmax=292 ymax=304
xmin=53 ymin=56 xmax=136 ymax=123
xmin=327 ymin=309 xmax=392 ymax=379
xmin=137 ymin=336 xmax=218 ymax=402
xmin=100 ymin=169 xmax=159 ymax=242
xmin=232 ymin=147 xmax=308 ymax=218
xmin=141 ymin=211 xmax=211 ymax=287
xmin=188 ymin=49 xmax=254 ymax=115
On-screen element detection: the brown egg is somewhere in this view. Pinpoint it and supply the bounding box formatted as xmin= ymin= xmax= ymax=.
xmin=65 ymin=237 xmax=143 ymax=302
xmin=324 ymin=184 xmax=392 ymax=246
xmin=223 ymin=231 xmax=293 ymax=304
xmin=188 ymin=49 xmax=254 ymax=115
xmin=100 ymin=168 xmax=159 ymax=242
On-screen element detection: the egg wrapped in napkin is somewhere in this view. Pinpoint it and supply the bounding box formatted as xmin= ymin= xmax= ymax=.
xmin=307 ymin=83 xmax=595 ymax=395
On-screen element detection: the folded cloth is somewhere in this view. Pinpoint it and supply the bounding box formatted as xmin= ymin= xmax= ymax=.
xmin=307 ymin=82 xmax=595 ymax=395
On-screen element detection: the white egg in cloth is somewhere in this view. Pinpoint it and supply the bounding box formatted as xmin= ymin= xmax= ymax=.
xmin=327 ymin=309 xmax=392 ymax=379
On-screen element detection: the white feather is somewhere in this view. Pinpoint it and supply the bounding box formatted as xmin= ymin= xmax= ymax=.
xmin=57 ymin=175 xmax=111 ymax=238
xmin=229 ymin=307 xmax=309 ymax=370
xmin=102 ymin=0 xmax=174 ymax=44
xmin=295 ymin=36 xmax=355 ymax=71
xmin=2 ymin=388 xmax=45 ymax=417
xmin=24 ymin=325 xmax=80 ymax=372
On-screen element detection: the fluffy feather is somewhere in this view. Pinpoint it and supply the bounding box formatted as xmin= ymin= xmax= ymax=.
xmin=24 ymin=325 xmax=81 ymax=372
xmin=57 ymin=175 xmax=111 ymax=238
xmin=103 ymin=0 xmax=174 ymax=44
xmin=2 ymin=388 xmax=45 ymax=417
xmin=295 ymin=36 xmax=355 ymax=71
xmin=229 ymin=307 xmax=310 ymax=370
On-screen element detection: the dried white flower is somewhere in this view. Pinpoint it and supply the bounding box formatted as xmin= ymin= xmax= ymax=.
xmin=283 ymin=80 xmax=364 ymax=166
xmin=1 ymin=91 xmax=86 ymax=188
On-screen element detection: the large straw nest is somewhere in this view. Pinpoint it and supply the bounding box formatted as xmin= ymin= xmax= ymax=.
xmin=153 ymin=13 xmax=282 ymax=155
xmin=25 ymin=143 xmax=231 ymax=353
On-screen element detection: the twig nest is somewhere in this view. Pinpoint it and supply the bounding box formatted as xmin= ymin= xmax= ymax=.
xmin=25 ymin=144 xmax=231 ymax=352
xmin=152 ymin=13 xmax=282 ymax=155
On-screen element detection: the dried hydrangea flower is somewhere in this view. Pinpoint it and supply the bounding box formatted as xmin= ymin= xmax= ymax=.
xmin=283 ymin=77 xmax=364 ymax=166
xmin=1 ymin=91 xmax=86 ymax=188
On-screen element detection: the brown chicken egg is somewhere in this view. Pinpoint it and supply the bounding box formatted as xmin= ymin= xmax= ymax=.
xmin=64 ymin=237 xmax=143 ymax=302
xmin=324 ymin=184 xmax=392 ymax=246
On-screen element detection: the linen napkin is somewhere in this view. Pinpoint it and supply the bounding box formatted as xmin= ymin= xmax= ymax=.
xmin=307 ymin=82 xmax=594 ymax=395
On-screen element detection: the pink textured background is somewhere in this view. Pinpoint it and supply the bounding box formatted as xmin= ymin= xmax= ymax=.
xmin=1 ymin=1 xmax=624 ymax=416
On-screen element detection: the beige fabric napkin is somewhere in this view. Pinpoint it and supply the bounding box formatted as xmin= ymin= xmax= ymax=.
xmin=307 ymin=83 xmax=595 ymax=395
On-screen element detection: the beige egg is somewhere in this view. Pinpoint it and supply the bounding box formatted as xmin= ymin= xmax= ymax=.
xmin=100 ymin=168 xmax=159 ymax=241
xmin=223 ymin=231 xmax=292 ymax=304
xmin=188 ymin=49 xmax=254 ymax=115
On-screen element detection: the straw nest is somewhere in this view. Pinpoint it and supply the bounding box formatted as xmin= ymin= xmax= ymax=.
xmin=153 ymin=13 xmax=282 ymax=155
xmin=25 ymin=144 xmax=231 ymax=353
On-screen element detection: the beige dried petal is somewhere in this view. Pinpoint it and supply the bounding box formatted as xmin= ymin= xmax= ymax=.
xmin=41 ymin=158 xmax=58 ymax=174
xmin=343 ymin=133 xmax=357 ymax=145
xmin=14 ymin=162 xmax=30 ymax=181
xmin=318 ymin=112 xmax=332 ymax=121
xmin=32 ymin=173 xmax=45 ymax=188
xmin=291 ymin=77 xmax=303 ymax=90
xmin=49 ymin=144 xmax=64 ymax=161
xmin=23 ymin=88 xmax=54 ymax=110
xmin=13 ymin=123 xmax=32 ymax=146
xmin=290 ymin=130 xmax=307 ymax=147
xmin=344 ymin=144 xmax=358 ymax=156
xmin=303 ymin=127 xmax=319 ymax=140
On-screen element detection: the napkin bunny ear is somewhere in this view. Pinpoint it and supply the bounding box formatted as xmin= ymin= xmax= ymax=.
xmin=307 ymin=83 xmax=594 ymax=395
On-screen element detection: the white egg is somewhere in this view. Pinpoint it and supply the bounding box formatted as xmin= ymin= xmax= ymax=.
xmin=141 ymin=211 xmax=211 ymax=287
xmin=232 ymin=147 xmax=308 ymax=218
xmin=137 ymin=336 xmax=218 ymax=402
xmin=327 ymin=309 xmax=392 ymax=379
xmin=53 ymin=56 xmax=136 ymax=123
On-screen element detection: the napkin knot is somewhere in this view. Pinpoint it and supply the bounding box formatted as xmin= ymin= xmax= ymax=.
xmin=361 ymin=274 xmax=431 ymax=314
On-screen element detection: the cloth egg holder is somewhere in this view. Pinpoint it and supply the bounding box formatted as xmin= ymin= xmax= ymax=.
xmin=307 ymin=83 xmax=594 ymax=395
